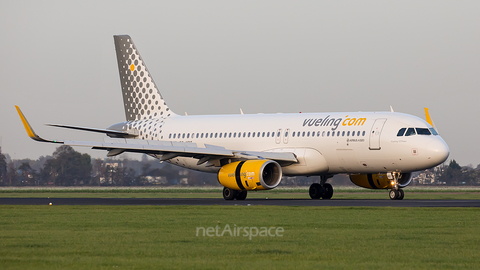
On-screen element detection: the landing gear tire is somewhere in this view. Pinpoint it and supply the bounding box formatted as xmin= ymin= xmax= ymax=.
xmin=389 ymin=189 xmax=399 ymax=200
xmin=322 ymin=183 xmax=334 ymax=199
xmin=397 ymin=189 xmax=404 ymax=200
xmin=236 ymin=190 xmax=248 ymax=200
xmin=309 ymin=183 xmax=324 ymax=199
xmin=223 ymin=187 xmax=238 ymax=200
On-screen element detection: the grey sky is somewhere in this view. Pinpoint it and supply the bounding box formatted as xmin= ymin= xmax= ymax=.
xmin=1 ymin=1 xmax=479 ymax=166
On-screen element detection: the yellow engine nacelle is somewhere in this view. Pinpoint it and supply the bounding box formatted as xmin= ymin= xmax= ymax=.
xmin=217 ymin=160 xmax=282 ymax=191
xmin=349 ymin=173 xmax=412 ymax=189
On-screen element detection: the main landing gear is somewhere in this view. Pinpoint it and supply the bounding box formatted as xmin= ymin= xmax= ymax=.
xmin=223 ymin=187 xmax=247 ymax=200
xmin=309 ymin=175 xmax=334 ymax=199
xmin=389 ymin=172 xmax=404 ymax=200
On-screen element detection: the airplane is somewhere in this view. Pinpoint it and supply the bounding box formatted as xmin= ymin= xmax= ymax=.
xmin=16 ymin=35 xmax=449 ymax=200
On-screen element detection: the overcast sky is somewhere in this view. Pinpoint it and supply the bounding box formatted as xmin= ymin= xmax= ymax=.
xmin=1 ymin=1 xmax=479 ymax=166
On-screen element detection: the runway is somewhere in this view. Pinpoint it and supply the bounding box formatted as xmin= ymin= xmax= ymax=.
xmin=1 ymin=198 xmax=479 ymax=207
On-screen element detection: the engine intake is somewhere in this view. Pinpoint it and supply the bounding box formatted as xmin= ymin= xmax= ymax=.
xmin=218 ymin=160 xmax=282 ymax=191
xmin=349 ymin=173 xmax=412 ymax=189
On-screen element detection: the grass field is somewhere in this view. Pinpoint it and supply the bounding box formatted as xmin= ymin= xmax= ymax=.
xmin=1 ymin=186 xmax=479 ymax=200
xmin=0 ymin=205 xmax=479 ymax=269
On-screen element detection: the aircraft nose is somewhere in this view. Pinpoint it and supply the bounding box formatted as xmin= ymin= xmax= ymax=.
xmin=426 ymin=138 xmax=449 ymax=165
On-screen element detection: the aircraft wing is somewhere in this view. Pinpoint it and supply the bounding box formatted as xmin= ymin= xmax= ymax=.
xmin=64 ymin=138 xmax=298 ymax=163
xmin=16 ymin=106 xmax=297 ymax=165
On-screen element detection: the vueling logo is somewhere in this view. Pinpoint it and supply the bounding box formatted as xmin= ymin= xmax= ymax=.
xmin=303 ymin=115 xmax=366 ymax=131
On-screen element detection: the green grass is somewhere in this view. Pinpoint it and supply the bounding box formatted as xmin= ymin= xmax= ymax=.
xmin=0 ymin=186 xmax=479 ymax=199
xmin=1 ymin=186 xmax=480 ymax=193
xmin=0 ymin=192 xmax=479 ymax=200
xmin=0 ymin=205 xmax=479 ymax=269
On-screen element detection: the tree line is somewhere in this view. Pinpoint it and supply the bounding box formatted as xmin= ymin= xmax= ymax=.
xmin=0 ymin=145 xmax=479 ymax=186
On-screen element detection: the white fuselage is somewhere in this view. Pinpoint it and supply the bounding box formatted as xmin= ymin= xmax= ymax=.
xmin=119 ymin=111 xmax=449 ymax=176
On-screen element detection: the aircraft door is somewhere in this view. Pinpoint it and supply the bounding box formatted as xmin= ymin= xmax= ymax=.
xmin=283 ymin=128 xmax=290 ymax=144
xmin=369 ymin=118 xmax=387 ymax=150
xmin=275 ymin=129 xmax=282 ymax=144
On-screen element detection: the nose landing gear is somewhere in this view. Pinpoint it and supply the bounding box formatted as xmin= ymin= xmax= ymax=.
xmin=389 ymin=188 xmax=404 ymax=200
xmin=389 ymin=172 xmax=404 ymax=200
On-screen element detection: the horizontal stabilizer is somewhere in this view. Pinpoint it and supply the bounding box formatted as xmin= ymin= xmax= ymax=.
xmin=46 ymin=124 xmax=138 ymax=138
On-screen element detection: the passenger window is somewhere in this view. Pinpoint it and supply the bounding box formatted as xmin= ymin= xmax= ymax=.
xmin=292 ymin=132 xmax=295 ymax=137
xmin=243 ymin=132 xmax=246 ymax=137
xmin=337 ymin=131 xmax=340 ymax=136
xmin=248 ymin=132 xmax=251 ymax=137
xmin=229 ymin=132 xmax=232 ymax=138
xmin=187 ymin=134 xmax=190 ymax=139
xmin=233 ymin=132 xmax=236 ymax=138
xmin=257 ymin=132 xmax=260 ymax=137
xmin=327 ymin=131 xmax=330 ymax=136
xmin=262 ymin=132 xmax=265 ymax=137
xmin=317 ymin=131 xmax=320 ymax=137
xmin=302 ymin=131 xmax=305 ymax=137
xmin=362 ymin=131 xmax=365 ymax=136
xmin=342 ymin=131 xmax=345 ymax=136
xmin=307 ymin=131 xmax=310 ymax=137
xmin=416 ymin=128 xmax=431 ymax=135
xmin=201 ymin=133 xmax=204 ymax=138
xmin=405 ymin=128 xmax=416 ymax=136
xmin=252 ymin=132 xmax=255 ymax=137
xmin=277 ymin=131 xmax=281 ymax=137
xmin=219 ymin=133 xmax=222 ymax=138
xmin=169 ymin=134 xmax=172 ymax=139
xmin=210 ymin=133 xmax=213 ymax=138
xmin=322 ymin=131 xmax=325 ymax=137
xmin=347 ymin=131 xmax=350 ymax=136
xmin=173 ymin=134 xmax=176 ymax=139
xmin=285 ymin=131 xmax=288 ymax=137
xmin=397 ymin=128 xmax=406 ymax=136
xmin=332 ymin=131 xmax=335 ymax=137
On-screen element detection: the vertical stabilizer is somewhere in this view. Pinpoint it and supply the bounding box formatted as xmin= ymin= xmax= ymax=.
xmin=114 ymin=35 xmax=174 ymax=121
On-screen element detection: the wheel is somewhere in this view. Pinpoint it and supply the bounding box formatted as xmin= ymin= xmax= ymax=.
xmin=223 ymin=187 xmax=238 ymax=200
xmin=236 ymin=190 xmax=248 ymax=200
xmin=309 ymin=183 xmax=324 ymax=199
xmin=322 ymin=183 xmax=333 ymax=199
xmin=389 ymin=189 xmax=399 ymax=200
xmin=397 ymin=189 xmax=404 ymax=200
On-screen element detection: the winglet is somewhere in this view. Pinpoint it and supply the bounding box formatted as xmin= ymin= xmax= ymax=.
xmin=15 ymin=106 xmax=62 ymax=143
xmin=424 ymin=107 xmax=433 ymax=126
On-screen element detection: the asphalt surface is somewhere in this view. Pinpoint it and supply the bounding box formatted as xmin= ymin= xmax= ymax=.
xmin=1 ymin=198 xmax=479 ymax=207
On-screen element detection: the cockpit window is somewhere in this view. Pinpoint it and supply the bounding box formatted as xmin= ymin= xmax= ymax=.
xmin=416 ymin=128 xmax=431 ymax=135
xmin=397 ymin=127 xmax=438 ymax=136
xmin=405 ymin=128 xmax=416 ymax=136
